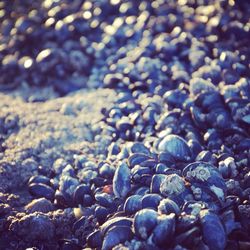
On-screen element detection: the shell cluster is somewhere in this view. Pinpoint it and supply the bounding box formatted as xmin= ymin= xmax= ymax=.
xmin=0 ymin=0 xmax=250 ymax=249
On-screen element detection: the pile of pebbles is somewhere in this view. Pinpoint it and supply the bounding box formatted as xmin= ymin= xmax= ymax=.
xmin=0 ymin=0 xmax=250 ymax=249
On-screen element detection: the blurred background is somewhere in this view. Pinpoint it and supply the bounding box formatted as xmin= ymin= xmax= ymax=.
xmin=0 ymin=0 xmax=249 ymax=99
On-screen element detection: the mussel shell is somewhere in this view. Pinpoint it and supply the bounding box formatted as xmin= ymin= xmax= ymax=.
xmin=73 ymin=184 xmax=92 ymax=205
xmin=116 ymin=118 xmax=133 ymax=132
xmin=139 ymin=159 xmax=158 ymax=169
xmin=195 ymin=151 xmax=216 ymax=165
xmin=190 ymin=183 xmax=224 ymax=208
xmin=188 ymin=139 xmax=202 ymax=159
xmin=99 ymin=163 xmax=115 ymax=179
xmin=158 ymin=134 xmax=191 ymax=161
xmin=128 ymin=153 xmax=152 ymax=168
xmin=28 ymin=175 xmax=51 ymax=185
xmin=107 ymin=142 xmax=120 ymax=156
xmin=141 ymin=194 xmax=163 ymax=210
xmin=133 ymin=208 xmax=158 ymax=240
xmin=220 ymin=209 xmax=241 ymax=235
xmin=131 ymin=166 xmax=152 ymax=182
xmin=72 ymin=216 xmax=87 ymax=232
xmin=158 ymin=198 xmax=181 ymax=216
xmin=91 ymin=177 xmax=110 ymax=187
xmin=243 ymin=171 xmax=250 ymax=189
xmin=86 ymin=230 xmax=102 ymax=248
xmin=54 ymin=190 xmax=73 ymax=207
xmin=134 ymin=186 xmax=150 ymax=196
xmin=137 ymin=174 xmax=152 ymax=186
xmin=176 ymin=214 xmax=199 ymax=234
xmin=194 ymin=91 xmax=224 ymax=112
xmin=123 ymin=195 xmax=142 ymax=215
xmin=150 ymin=174 xmax=166 ymax=193
xmin=155 ymin=163 xmax=170 ymax=174
xmin=183 ymin=162 xmax=227 ymax=196
xmin=163 ymin=89 xmax=188 ymax=108
xmin=130 ymin=142 xmax=150 ymax=155
xmin=102 ymin=225 xmax=133 ymax=250
xmin=95 ymin=193 xmax=114 ymax=208
xmin=158 ymin=152 xmax=176 ymax=165
xmin=206 ymin=108 xmax=232 ymax=129
xmin=199 ymin=209 xmax=226 ymax=250
xmin=59 ymin=176 xmax=79 ymax=195
xmin=159 ymin=174 xmax=187 ymax=198
xmin=174 ymin=226 xmax=201 ymax=249
xmin=29 ymin=183 xmax=55 ymax=201
xmin=182 ymin=200 xmax=207 ymax=215
xmin=100 ymin=217 xmax=133 ymax=236
xmin=95 ymin=206 xmax=109 ymax=225
xmin=113 ymin=162 xmax=131 ymax=198
xmin=190 ymin=106 xmax=207 ymax=129
xmin=151 ymin=213 xmax=176 ymax=247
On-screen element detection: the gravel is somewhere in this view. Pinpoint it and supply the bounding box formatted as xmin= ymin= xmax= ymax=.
xmin=0 ymin=89 xmax=117 ymax=191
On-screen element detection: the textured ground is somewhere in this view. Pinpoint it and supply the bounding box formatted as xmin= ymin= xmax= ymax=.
xmin=0 ymin=88 xmax=116 ymax=192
